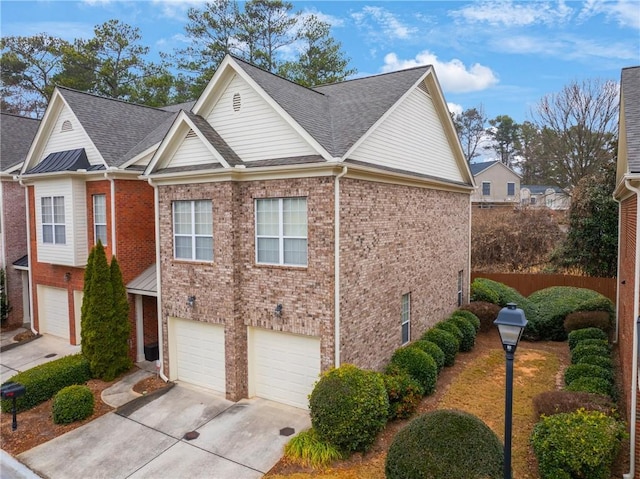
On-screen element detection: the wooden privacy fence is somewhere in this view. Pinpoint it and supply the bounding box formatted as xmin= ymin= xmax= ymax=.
xmin=470 ymin=272 xmax=618 ymax=303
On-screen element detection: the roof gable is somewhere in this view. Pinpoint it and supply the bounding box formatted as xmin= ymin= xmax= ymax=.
xmin=0 ymin=113 xmax=40 ymax=173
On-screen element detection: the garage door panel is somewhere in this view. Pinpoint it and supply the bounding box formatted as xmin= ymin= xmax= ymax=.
xmin=37 ymin=286 xmax=70 ymax=341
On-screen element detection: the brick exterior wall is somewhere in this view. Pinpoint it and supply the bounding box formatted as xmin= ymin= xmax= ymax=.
xmin=2 ymin=179 xmax=27 ymax=327
xmin=158 ymin=175 xmax=470 ymax=402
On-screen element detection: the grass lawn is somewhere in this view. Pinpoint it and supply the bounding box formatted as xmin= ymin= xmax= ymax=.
xmin=266 ymin=331 xmax=567 ymax=479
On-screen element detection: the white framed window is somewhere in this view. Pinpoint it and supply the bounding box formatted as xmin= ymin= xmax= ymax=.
xmin=507 ymin=182 xmax=515 ymax=196
xmin=41 ymin=196 xmax=65 ymax=244
xmin=401 ymin=293 xmax=411 ymax=345
xmin=173 ymin=200 xmax=213 ymax=261
xmin=255 ymin=197 xmax=307 ymax=266
xmin=457 ymin=270 xmax=464 ymax=307
xmin=482 ymin=182 xmax=491 ymax=196
xmin=93 ymin=194 xmax=107 ymax=245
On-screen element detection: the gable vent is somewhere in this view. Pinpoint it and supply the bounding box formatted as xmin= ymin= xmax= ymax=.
xmin=61 ymin=120 xmax=73 ymax=132
xmin=232 ymin=92 xmax=241 ymax=112
xmin=185 ymin=129 xmax=197 ymax=139
xmin=418 ymin=82 xmax=430 ymax=95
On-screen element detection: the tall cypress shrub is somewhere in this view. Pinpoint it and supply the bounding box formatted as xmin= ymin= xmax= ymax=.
xmin=109 ymin=256 xmax=132 ymax=378
xmin=80 ymin=245 xmax=96 ymax=358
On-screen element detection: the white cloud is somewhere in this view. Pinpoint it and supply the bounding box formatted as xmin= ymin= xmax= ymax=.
xmin=381 ymin=51 xmax=499 ymax=93
xmin=452 ymin=0 xmax=574 ymax=26
xmin=151 ymin=0 xmax=207 ymax=20
xmin=448 ymin=102 xmax=464 ymax=116
xmin=351 ymin=6 xmax=417 ymax=40
xmin=2 ymin=21 xmax=94 ymax=41
xmin=579 ymin=0 xmax=640 ymax=29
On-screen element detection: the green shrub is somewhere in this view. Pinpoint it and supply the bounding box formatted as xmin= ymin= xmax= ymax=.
xmin=568 ymin=327 xmax=608 ymax=350
xmin=448 ymin=316 xmax=476 ymax=352
xmin=461 ymin=301 xmax=501 ymax=332
xmin=52 ymin=385 xmax=94 ymax=424
xmin=0 ymin=354 xmax=91 ymax=413
xmin=564 ymin=310 xmax=612 ymax=334
xmin=388 ymin=347 xmax=437 ymax=396
xmin=470 ymin=278 xmax=536 ymax=324
xmin=532 ymin=390 xmax=616 ymax=419
xmin=409 ymin=340 xmax=445 ymax=373
xmin=531 ymin=409 xmax=626 ymax=479
xmin=385 ymin=409 xmax=503 ymax=479
xmin=422 ymin=329 xmax=458 ymax=367
xmin=450 ymin=309 xmax=481 ymax=332
xmin=309 ymin=364 xmax=388 ymax=453
xmin=566 ymin=377 xmax=614 ymax=398
xmin=284 ymin=428 xmax=345 ymax=469
xmin=574 ymin=338 xmax=610 ymax=351
xmin=528 ymin=287 xmax=613 ymax=341
xmin=571 ymin=343 xmax=611 ymax=364
xmin=435 ymin=322 xmax=462 ymax=349
xmin=469 ymin=279 xmax=500 ymax=304
xmin=577 ymin=355 xmax=614 ymax=370
xmin=383 ymin=368 xmax=424 ymax=420
xmin=564 ymin=364 xmax=613 ymax=386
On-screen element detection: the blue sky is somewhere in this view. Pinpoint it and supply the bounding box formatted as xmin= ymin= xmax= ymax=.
xmin=1 ymin=1 xmax=638 ymax=123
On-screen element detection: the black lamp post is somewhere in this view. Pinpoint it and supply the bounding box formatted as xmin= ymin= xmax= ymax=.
xmin=494 ymin=303 xmax=527 ymax=479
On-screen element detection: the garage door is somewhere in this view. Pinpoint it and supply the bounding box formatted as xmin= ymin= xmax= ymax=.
xmin=248 ymin=328 xmax=321 ymax=409
xmin=170 ymin=318 xmax=225 ymax=393
xmin=37 ymin=285 xmax=70 ymax=341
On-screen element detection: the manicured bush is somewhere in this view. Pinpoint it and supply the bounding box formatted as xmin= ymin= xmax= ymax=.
xmin=571 ymin=343 xmax=611 ymax=364
xmin=531 ymin=409 xmax=626 ymax=479
xmin=409 ymin=340 xmax=445 ymax=373
xmin=461 ymin=301 xmax=502 ymax=332
xmin=469 ymin=279 xmax=500 ymax=304
xmin=568 ymin=327 xmax=608 ymax=350
xmin=564 ymin=310 xmax=612 ymax=334
xmin=52 ymin=385 xmax=94 ymax=424
xmin=470 ymin=278 xmax=537 ymax=323
xmin=0 ymin=354 xmax=91 ymax=413
xmin=528 ymin=287 xmax=613 ymax=341
xmin=388 ymin=347 xmax=437 ymax=396
xmin=422 ymin=329 xmax=458 ymax=367
xmin=385 ymin=409 xmax=503 ymax=479
xmin=532 ymin=390 xmax=615 ymax=419
xmin=448 ymin=316 xmax=476 ymax=352
xmin=435 ymin=321 xmax=462 ymax=349
xmin=284 ymin=428 xmax=345 ymax=469
xmin=574 ymin=338 xmax=610 ymax=351
xmin=564 ymin=364 xmax=613 ymax=386
xmin=566 ymin=377 xmax=614 ymax=398
xmin=309 ymin=364 xmax=388 ymax=453
xmin=577 ymin=355 xmax=614 ymax=370
xmin=383 ymin=367 xmax=424 ymax=420
xmin=450 ymin=309 xmax=481 ymax=332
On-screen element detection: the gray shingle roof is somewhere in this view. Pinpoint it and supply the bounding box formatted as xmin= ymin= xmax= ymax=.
xmin=184 ymin=112 xmax=244 ymax=167
xmin=1 ymin=112 xmax=40 ymax=173
xmin=469 ymin=161 xmax=499 ymax=175
xmin=621 ymin=66 xmax=640 ymax=174
xmin=58 ymin=87 xmax=175 ymax=167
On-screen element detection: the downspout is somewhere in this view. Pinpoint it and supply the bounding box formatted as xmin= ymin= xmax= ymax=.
xmin=334 ymin=166 xmax=347 ymax=368
xmin=147 ymin=177 xmax=168 ymax=381
xmin=18 ymin=177 xmax=37 ymax=336
xmin=614 ymin=192 xmax=623 ymax=344
xmin=623 ymin=178 xmax=640 ymax=479
xmin=103 ymin=171 xmax=116 ymax=256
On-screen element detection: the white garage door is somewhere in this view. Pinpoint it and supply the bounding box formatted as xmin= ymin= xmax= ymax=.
xmin=171 ymin=318 xmax=225 ymax=393
xmin=249 ymin=328 xmax=321 ymax=409
xmin=37 ymin=285 xmax=70 ymax=341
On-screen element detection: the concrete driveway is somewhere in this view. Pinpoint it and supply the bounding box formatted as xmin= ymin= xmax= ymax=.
xmin=17 ymin=385 xmax=311 ymax=479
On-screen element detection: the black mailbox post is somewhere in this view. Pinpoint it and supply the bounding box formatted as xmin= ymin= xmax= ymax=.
xmin=1 ymin=382 xmax=26 ymax=430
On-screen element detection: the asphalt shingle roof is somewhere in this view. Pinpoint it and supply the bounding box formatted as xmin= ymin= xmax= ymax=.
xmin=1 ymin=112 xmax=40 ymax=173
xmin=469 ymin=161 xmax=499 ymax=176
xmin=621 ymin=66 xmax=640 ymax=174
xmin=184 ymin=112 xmax=244 ymax=167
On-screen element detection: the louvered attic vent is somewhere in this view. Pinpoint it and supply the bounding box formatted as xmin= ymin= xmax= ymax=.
xmin=233 ymin=92 xmax=241 ymax=112
xmin=418 ymin=82 xmax=430 ymax=95
xmin=185 ymin=130 xmax=197 ymax=139
xmin=61 ymin=120 xmax=73 ymax=132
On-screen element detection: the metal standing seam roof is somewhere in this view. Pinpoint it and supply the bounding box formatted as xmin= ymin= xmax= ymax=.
xmin=621 ymin=66 xmax=640 ymax=174
xmin=24 ymin=148 xmax=90 ymax=174
xmin=1 ymin=113 xmax=40 ymax=172
xmin=126 ymin=264 xmax=157 ymax=296
xmin=12 ymin=254 xmax=29 ymax=270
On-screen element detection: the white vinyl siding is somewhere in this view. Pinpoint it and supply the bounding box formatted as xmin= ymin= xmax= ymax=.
xmin=255 ymin=197 xmax=307 ymax=266
xmin=401 ymin=293 xmax=411 ymax=345
xmin=41 ymin=196 xmax=66 ymax=244
xmin=350 ymin=87 xmax=463 ymax=183
xmin=173 ymin=200 xmax=213 ymax=261
xmin=168 ymin=131 xmax=219 ymax=169
xmin=93 ymin=194 xmax=107 ymax=245
xmin=207 ymin=75 xmax=316 ymax=162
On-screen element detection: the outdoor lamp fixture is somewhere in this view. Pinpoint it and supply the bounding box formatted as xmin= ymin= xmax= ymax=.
xmin=187 ymin=296 xmax=196 ymax=308
xmin=494 ymin=302 xmax=527 ymax=479
xmin=274 ymin=304 xmax=283 ymax=316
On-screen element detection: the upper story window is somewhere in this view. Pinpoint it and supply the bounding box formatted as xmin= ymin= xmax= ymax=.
xmin=507 ymin=182 xmax=515 ymax=196
xmin=93 ymin=194 xmax=107 ymax=245
xmin=173 ymin=200 xmax=213 ymax=262
xmin=482 ymin=182 xmax=491 ymax=196
xmin=255 ymin=197 xmax=307 ymax=266
xmin=41 ymin=196 xmax=65 ymax=244
xmin=401 ymin=293 xmax=411 ymax=345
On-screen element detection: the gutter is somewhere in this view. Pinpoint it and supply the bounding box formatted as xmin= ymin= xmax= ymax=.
xmin=334 ymin=166 xmax=347 ymax=367
xmin=17 ymin=177 xmax=38 ymax=336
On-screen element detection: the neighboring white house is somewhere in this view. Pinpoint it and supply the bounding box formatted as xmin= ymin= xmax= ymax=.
xmin=469 ymin=160 xmax=520 ymax=207
xmin=520 ymin=185 xmax=571 ymax=210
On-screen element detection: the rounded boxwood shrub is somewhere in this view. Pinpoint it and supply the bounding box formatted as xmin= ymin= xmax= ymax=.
xmin=383 ymin=367 xmax=424 ymax=420
xmin=450 ymin=310 xmax=481 ymax=332
xmin=309 ymin=364 xmax=388 ymax=453
xmin=422 ymin=329 xmax=458 ymax=367
xmin=435 ymin=322 xmax=462 ymax=349
xmin=388 ymin=347 xmax=437 ymax=396
xmin=410 ymin=340 xmax=445 ymax=373
xmin=469 ymin=279 xmax=500 ymax=304
xmin=564 ymin=364 xmax=613 ymax=386
xmin=448 ymin=316 xmax=476 ymax=352
xmin=571 ymin=343 xmax=611 ymax=364
xmin=531 ymin=409 xmax=626 ymax=479
xmin=52 ymin=385 xmax=94 ymax=424
xmin=566 ymin=377 xmax=614 ymax=398
xmin=385 ymin=409 xmax=503 ymax=479
xmin=568 ymin=327 xmax=608 ymax=350
xmin=573 ymin=338 xmax=610 ymax=351
xmin=577 ymin=355 xmax=614 ymax=370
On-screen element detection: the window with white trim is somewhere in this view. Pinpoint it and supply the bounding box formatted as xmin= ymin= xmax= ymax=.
xmin=256 ymin=197 xmax=307 ymax=266
xmin=482 ymin=182 xmax=491 ymax=196
xmin=507 ymin=182 xmax=515 ymax=196
xmin=41 ymin=196 xmax=65 ymax=244
xmin=401 ymin=293 xmax=411 ymax=345
xmin=457 ymin=270 xmax=464 ymax=307
xmin=93 ymin=194 xmax=107 ymax=245
xmin=173 ymin=200 xmax=213 ymax=261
